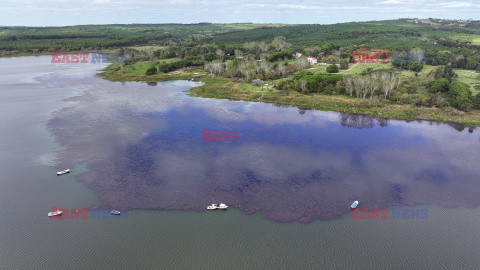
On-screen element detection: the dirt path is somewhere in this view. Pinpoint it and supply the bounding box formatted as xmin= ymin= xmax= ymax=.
xmin=343 ymin=62 xmax=359 ymax=73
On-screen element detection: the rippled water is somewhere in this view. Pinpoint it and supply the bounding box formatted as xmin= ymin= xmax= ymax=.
xmin=43 ymin=64 xmax=480 ymax=223
xmin=1 ymin=56 xmax=480 ymax=269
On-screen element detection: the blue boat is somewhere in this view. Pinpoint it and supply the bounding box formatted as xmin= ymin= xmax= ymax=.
xmin=351 ymin=201 xmax=359 ymax=209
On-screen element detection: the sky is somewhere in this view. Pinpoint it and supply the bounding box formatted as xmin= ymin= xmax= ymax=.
xmin=1 ymin=0 xmax=479 ymax=26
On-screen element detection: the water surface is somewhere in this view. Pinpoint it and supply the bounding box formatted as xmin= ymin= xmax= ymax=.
xmin=1 ymin=56 xmax=480 ymax=269
xmin=43 ymin=65 xmax=480 ymax=223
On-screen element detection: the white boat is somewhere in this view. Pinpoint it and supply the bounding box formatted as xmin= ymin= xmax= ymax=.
xmin=56 ymin=169 xmax=71 ymax=175
xmin=207 ymin=205 xmax=217 ymax=210
xmin=207 ymin=203 xmax=228 ymax=210
xmin=48 ymin=210 xmax=63 ymax=217
xmin=351 ymin=200 xmax=359 ymax=210
xmin=110 ymin=210 xmax=121 ymax=215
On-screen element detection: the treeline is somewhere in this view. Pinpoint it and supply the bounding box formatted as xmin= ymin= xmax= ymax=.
xmin=276 ymin=66 xmax=480 ymax=112
xmin=425 ymin=65 xmax=480 ymax=111
xmin=3 ymin=20 xmax=480 ymax=72
xmin=277 ymin=71 xmax=343 ymax=94
xmin=206 ymin=20 xmax=480 ymax=71
xmin=0 ymin=24 xmax=258 ymax=54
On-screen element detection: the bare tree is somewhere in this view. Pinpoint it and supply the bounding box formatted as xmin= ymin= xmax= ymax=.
xmin=368 ymin=73 xmax=381 ymax=99
xmin=380 ymin=72 xmax=401 ymax=98
xmin=410 ymin=48 xmax=426 ymax=62
xmin=344 ymin=76 xmax=355 ymax=96
xmin=348 ymin=72 xmax=402 ymax=100
xmin=272 ymin=39 xmax=292 ymax=51
xmin=295 ymin=57 xmax=308 ymax=71
xmin=216 ymin=49 xmax=225 ymax=60
xmin=206 ymin=60 xmax=225 ymax=75
xmin=234 ymin=49 xmax=243 ymax=58
xmin=259 ymin=42 xmax=269 ymax=53
xmin=260 ymin=61 xmax=271 ymax=74
xmin=239 ymin=61 xmax=253 ymax=81
xmin=244 ymin=42 xmax=259 ymax=54
xmin=278 ymin=62 xmax=286 ymax=77
xmin=350 ymin=76 xmax=368 ymax=99
xmin=299 ymin=79 xmax=307 ymax=92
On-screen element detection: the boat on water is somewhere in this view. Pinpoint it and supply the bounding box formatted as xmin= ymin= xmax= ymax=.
xmin=56 ymin=169 xmax=70 ymax=176
xmin=110 ymin=210 xmax=121 ymax=215
xmin=207 ymin=203 xmax=228 ymax=210
xmin=351 ymin=200 xmax=359 ymax=210
xmin=48 ymin=210 xmax=63 ymax=217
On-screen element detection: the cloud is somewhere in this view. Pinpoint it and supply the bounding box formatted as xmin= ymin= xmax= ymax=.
xmin=1 ymin=0 xmax=480 ymax=25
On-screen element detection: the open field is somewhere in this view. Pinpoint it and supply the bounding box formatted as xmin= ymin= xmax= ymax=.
xmin=452 ymin=33 xmax=480 ymax=45
xmin=454 ymin=69 xmax=480 ymax=95
xmin=341 ymin=63 xmax=392 ymax=74
xmin=308 ymin=63 xmax=438 ymax=78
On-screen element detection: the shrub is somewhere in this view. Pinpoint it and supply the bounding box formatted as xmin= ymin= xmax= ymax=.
xmin=145 ymin=66 xmax=157 ymax=76
xmin=428 ymin=78 xmax=450 ymax=93
xmin=449 ymin=81 xmax=473 ymax=111
xmin=473 ymin=94 xmax=480 ymax=110
xmin=252 ymin=79 xmax=264 ymax=86
xmin=326 ymin=64 xmax=339 ymax=73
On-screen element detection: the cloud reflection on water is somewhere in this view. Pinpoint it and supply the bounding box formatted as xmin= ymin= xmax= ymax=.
xmin=48 ymin=78 xmax=480 ymax=222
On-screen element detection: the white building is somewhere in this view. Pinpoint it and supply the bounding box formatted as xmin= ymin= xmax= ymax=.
xmin=307 ymin=56 xmax=317 ymax=65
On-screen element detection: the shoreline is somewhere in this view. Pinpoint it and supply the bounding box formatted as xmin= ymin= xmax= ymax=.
xmin=98 ymin=64 xmax=480 ymax=127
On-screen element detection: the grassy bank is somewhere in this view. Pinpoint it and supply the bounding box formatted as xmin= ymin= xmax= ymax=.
xmin=98 ymin=62 xmax=194 ymax=82
xmin=99 ymin=63 xmax=480 ymax=127
xmin=189 ymin=77 xmax=480 ymax=126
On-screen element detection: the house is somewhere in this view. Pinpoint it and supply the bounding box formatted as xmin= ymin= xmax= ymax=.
xmin=307 ymin=56 xmax=317 ymax=65
xmin=351 ymin=48 xmax=390 ymax=63
xmin=295 ymin=52 xmax=303 ymax=58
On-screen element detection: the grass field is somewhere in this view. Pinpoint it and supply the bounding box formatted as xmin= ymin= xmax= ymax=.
xmin=341 ymin=63 xmax=393 ymax=74
xmin=307 ymin=63 xmax=437 ymax=77
xmin=452 ymin=34 xmax=480 ymax=45
xmin=454 ymin=69 xmax=480 ymax=95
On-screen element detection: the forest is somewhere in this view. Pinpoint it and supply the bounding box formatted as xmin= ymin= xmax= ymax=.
xmin=3 ymin=19 xmax=480 ymax=120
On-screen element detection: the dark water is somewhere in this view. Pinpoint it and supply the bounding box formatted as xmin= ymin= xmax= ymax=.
xmin=1 ymin=56 xmax=480 ymax=269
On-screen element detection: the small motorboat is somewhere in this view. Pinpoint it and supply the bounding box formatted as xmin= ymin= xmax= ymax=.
xmin=207 ymin=203 xmax=228 ymax=210
xmin=207 ymin=205 xmax=217 ymax=210
xmin=351 ymin=200 xmax=359 ymax=210
xmin=57 ymin=169 xmax=71 ymax=176
xmin=48 ymin=210 xmax=63 ymax=217
xmin=110 ymin=210 xmax=121 ymax=215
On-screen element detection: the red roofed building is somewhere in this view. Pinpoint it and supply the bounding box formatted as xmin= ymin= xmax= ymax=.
xmin=351 ymin=48 xmax=390 ymax=63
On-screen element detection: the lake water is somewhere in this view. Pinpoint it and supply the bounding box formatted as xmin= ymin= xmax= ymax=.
xmin=1 ymin=55 xmax=480 ymax=269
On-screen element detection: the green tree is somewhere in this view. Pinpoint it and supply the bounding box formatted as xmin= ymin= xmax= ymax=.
xmin=145 ymin=66 xmax=157 ymax=76
xmin=340 ymin=51 xmax=351 ymax=59
xmin=444 ymin=64 xmax=456 ymax=81
xmin=473 ymin=94 xmax=480 ymax=110
xmin=411 ymin=62 xmax=424 ymax=72
xmin=428 ymin=78 xmax=450 ymax=93
xmin=449 ymin=81 xmax=473 ymax=111
xmin=340 ymin=60 xmax=349 ymax=70
xmin=326 ymin=64 xmax=339 ymax=73
xmin=225 ymin=59 xmax=236 ymax=72
xmin=321 ymin=43 xmax=334 ymax=54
